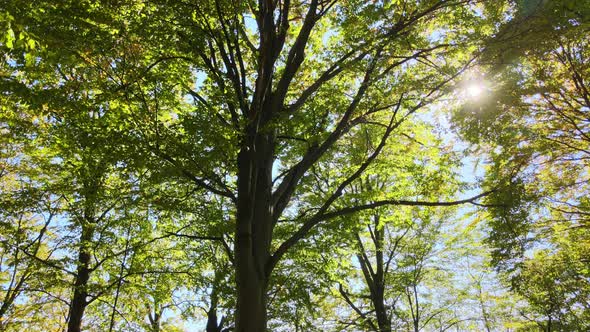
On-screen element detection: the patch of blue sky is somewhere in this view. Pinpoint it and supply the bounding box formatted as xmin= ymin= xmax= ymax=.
xmin=428 ymin=28 xmax=449 ymax=43
xmin=244 ymin=14 xmax=258 ymax=35
xmin=322 ymin=28 xmax=339 ymax=45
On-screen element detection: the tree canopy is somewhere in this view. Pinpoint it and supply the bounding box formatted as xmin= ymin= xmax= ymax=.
xmin=1 ymin=0 xmax=589 ymax=331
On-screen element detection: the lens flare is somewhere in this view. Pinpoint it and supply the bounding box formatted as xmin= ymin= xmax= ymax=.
xmin=467 ymin=84 xmax=483 ymax=98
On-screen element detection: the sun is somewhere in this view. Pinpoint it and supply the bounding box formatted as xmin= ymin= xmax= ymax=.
xmin=466 ymin=84 xmax=483 ymax=98
xmin=459 ymin=78 xmax=488 ymax=101
xmin=458 ymin=71 xmax=488 ymax=101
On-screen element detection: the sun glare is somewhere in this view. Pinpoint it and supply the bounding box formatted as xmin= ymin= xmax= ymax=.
xmin=456 ymin=74 xmax=488 ymax=102
xmin=466 ymin=84 xmax=483 ymax=98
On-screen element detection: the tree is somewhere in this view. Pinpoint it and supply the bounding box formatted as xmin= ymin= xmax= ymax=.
xmin=0 ymin=157 xmax=63 ymax=329
xmin=2 ymin=0 xmax=507 ymax=330
xmin=133 ymin=2 xmax=495 ymax=330
xmin=325 ymin=115 xmax=461 ymax=332
xmin=1 ymin=3 xmax=168 ymax=330
xmin=453 ymin=0 xmax=590 ymax=328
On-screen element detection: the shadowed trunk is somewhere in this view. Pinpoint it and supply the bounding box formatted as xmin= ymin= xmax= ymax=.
xmin=207 ymin=270 xmax=226 ymax=332
xmin=235 ymin=125 xmax=275 ymax=332
xmin=372 ymin=215 xmax=391 ymax=332
xmin=358 ymin=213 xmax=392 ymax=332
xmin=67 ymin=224 xmax=93 ymax=332
xmin=206 ymin=308 xmax=225 ymax=332
xmin=68 ymin=173 xmax=99 ymax=332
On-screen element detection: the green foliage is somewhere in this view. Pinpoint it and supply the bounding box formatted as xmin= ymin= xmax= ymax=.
xmin=453 ymin=0 xmax=590 ymax=328
xmin=2 ymin=0 xmax=587 ymax=330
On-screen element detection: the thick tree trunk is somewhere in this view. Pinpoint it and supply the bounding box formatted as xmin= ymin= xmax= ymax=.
xmin=235 ymin=129 xmax=275 ymax=332
xmin=206 ymin=308 xmax=221 ymax=332
xmin=374 ymin=288 xmax=391 ymax=332
xmin=67 ymin=225 xmax=92 ymax=332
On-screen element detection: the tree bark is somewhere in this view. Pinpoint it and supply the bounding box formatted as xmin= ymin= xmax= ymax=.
xmin=67 ymin=225 xmax=93 ymax=332
xmin=372 ymin=215 xmax=391 ymax=332
xmin=206 ymin=308 xmax=222 ymax=332
xmin=374 ymin=290 xmax=391 ymax=332
xmin=235 ymin=127 xmax=275 ymax=332
xmin=207 ymin=270 xmax=225 ymax=332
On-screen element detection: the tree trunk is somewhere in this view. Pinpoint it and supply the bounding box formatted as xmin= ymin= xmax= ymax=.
xmin=372 ymin=215 xmax=391 ymax=332
xmin=146 ymin=303 xmax=162 ymax=332
xmin=374 ymin=287 xmax=391 ymax=332
xmin=235 ymin=128 xmax=275 ymax=332
xmin=206 ymin=308 xmax=222 ymax=332
xmin=207 ymin=271 xmax=225 ymax=332
xmin=150 ymin=312 xmax=161 ymax=332
xmin=67 ymin=225 xmax=93 ymax=332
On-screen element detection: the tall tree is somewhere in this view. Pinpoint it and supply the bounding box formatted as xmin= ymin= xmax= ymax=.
xmin=2 ymin=1 xmax=506 ymax=330
xmin=453 ymin=0 xmax=590 ymax=329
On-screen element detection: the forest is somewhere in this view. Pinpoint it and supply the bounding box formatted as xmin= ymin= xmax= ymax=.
xmin=0 ymin=0 xmax=589 ymax=331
